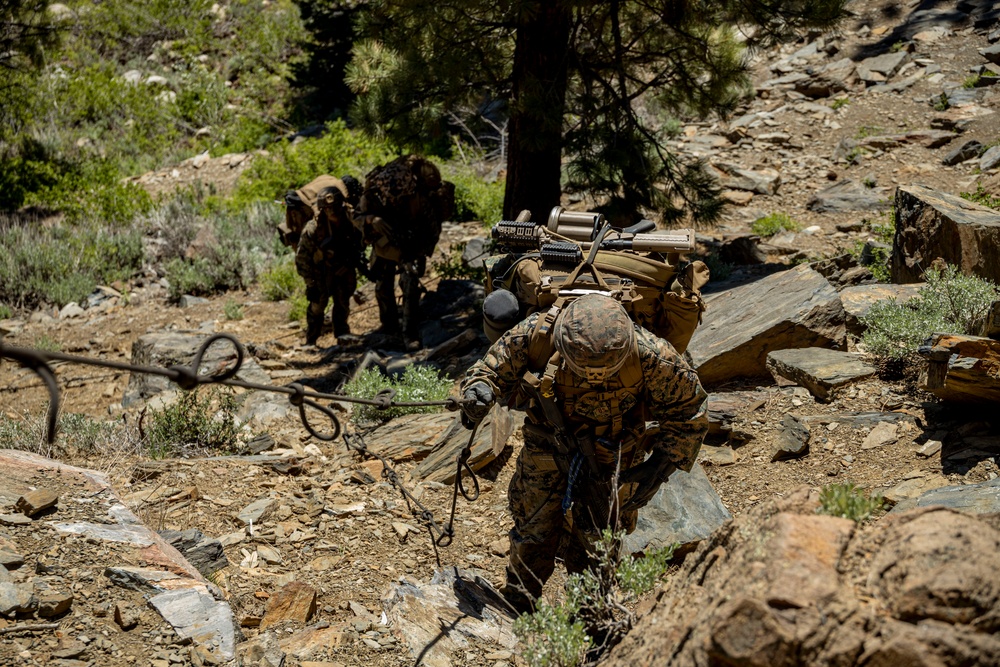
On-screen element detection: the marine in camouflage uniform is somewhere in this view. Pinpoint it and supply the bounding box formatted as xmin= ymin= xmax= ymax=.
xmin=295 ymin=178 xmax=364 ymax=345
xmin=279 ymin=174 xmax=347 ymax=250
xmin=460 ymin=294 xmax=708 ymax=613
xmin=352 ymin=155 xmax=455 ymax=344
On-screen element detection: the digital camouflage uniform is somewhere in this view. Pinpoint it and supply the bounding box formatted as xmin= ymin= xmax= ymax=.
xmin=353 ymin=155 xmax=455 ymax=341
xmin=461 ymin=296 xmax=708 ymax=609
xmin=295 ymin=180 xmax=364 ymax=344
xmin=278 ymin=175 xmax=345 ymax=250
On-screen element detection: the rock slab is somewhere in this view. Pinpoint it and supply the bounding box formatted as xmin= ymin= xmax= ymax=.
xmin=766 ymin=348 xmax=875 ymax=401
xmin=604 ymin=488 xmax=1000 ymax=667
xmin=622 ymin=463 xmax=732 ymax=555
xmin=688 ymin=265 xmax=847 ymax=385
xmin=891 ymin=184 xmax=1000 ymax=284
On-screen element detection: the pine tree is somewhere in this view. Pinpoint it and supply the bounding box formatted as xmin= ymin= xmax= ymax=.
xmin=346 ymin=0 xmax=846 ymax=223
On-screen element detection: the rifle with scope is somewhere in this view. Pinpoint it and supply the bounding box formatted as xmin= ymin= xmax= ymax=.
xmin=491 ymin=206 xmax=695 ymax=265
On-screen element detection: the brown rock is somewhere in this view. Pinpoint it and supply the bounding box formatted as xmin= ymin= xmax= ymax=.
xmin=260 ymin=581 xmax=317 ymax=629
xmin=114 ymin=602 xmax=142 ymax=630
xmin=15 ymin=489 xmax=58 ymax=517
xmin=603 ymin=490 xmax=1000 ymax=667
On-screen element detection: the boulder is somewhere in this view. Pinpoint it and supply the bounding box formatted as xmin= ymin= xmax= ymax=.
xmin=622 ymin=463 xmax=732 ymax=556
xmin=384 ymin=568 xmax=517 ymax=667
xmin=766 ymin=348 xmax=876 ymax=401
xmin=707 ymin=162 xmax=781 ymax=195
xmin=891 ymin=185 xmax=1000 ymax=284
xmin=912 ymin=477 xmax=1000 ymax=514
xmin=807 ymin=179 xmax=892 ymax=213
xmin=919 ymin=333 xmax=1000 ymax=404
xmin=857 ymin=51 xmax=911 ymax=82
xmin=604 ymin=489 xmax=1000 ymax=667
xmin=688 ymin=265 xmax=847 ymax=386
xmin=122 ymin=331 xmax=271 ymax=407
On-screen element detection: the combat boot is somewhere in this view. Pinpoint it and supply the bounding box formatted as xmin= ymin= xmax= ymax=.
xmin=305 ymin=312 xmax=323 ymax=346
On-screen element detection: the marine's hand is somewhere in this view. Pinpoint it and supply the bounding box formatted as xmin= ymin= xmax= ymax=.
xmin=461 ymin=382 xmax=495 ymax=423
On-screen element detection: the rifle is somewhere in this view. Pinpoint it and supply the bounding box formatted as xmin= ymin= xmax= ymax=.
xmin=491 ymin=206 xmax=695 ymax=265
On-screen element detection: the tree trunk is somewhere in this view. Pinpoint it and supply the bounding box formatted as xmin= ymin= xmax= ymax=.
xmin=502 ymin=2 xmax=572 ymax=221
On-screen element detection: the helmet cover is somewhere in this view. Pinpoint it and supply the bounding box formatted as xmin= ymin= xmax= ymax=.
xmin=552 ymin=294 xmax=636 ymax=383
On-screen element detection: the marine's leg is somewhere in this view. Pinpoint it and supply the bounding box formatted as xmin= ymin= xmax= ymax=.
xmin=502 ymin=431 xmax=566 ymax=613
xmin=331 ymin=268 xmax=357 ymax=337
xmin=304 ymin=286 xmax=329 ymax=345
xmin=399 ymin=258 xmax=426 ymax=342
xmin=371 ymin=257 xmax=399 ymax=334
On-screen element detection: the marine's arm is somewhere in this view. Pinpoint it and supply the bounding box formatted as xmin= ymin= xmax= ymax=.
xmin=461 ymin=315 xmax=538 ymax=405
xmin=639 ymin=330 xmax=709 ymax=472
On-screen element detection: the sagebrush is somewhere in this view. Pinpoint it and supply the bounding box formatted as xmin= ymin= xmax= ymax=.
xmin=343 ymin=365 xmax=454 ymax=424
xmin=143 ymin=387 xmax=243 ymax=458
xmin=861 ymin=265 xmax=997 ymax=361
xmin=818 ymin=483 xmax=883 ymax=522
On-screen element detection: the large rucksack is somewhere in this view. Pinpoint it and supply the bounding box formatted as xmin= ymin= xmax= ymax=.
xmin=482 ymin=207 xmax=709 ymax=356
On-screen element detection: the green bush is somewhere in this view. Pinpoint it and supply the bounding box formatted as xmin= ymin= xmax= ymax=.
xmin=231 ymin=120 xmax=397 ymax=207
xmin=514 ymin=530 xmax=677 ymax=667
xmin=260 ymin=253 xmax=303 ymax=301
xmin=849 ymin=209 xmax=895 ymax=282
xmin=818 ymin=483 xmax=883 ymax=522
xmin=862 ymin=265 xmax=998 ymax=361
xmin=343 ymin=365 xmax=454 ymax=424
xmin=0 ymin=412 xmax=126 ymax=459
xmin=751 ymin=212 xmax=799 ymax=237
xmin=224 ymin=299 xmax=244 ymax=320
xmin=702 ymin=252 xmax=732 ymax=281
xmin=159 ymin=199 xmax=278 ymax=299
xmin=143 ymin=387 xmax=243 ymax=458
xmin=445 ymin=167 xmax=505 ymax=225
xmin=0 ymin=224 xmax=145 ymax=309
xmin=0 ymin=303 xmax=11 ymax=319
xmin=960 ymin=184 xmax=1000 ymax=210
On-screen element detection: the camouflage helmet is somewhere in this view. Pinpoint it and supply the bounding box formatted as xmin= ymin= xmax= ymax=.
xmin=316 ymin=184 xmax=347 ymax=209
xmin=552 ymin=294 xmax=636 ymax=384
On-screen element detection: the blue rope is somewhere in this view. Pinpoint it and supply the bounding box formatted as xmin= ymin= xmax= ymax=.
xmin=561 ymin=451 xmax=585 ymax=514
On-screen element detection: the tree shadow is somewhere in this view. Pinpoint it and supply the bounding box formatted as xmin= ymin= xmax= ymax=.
xmin=848 ymin=0 xmax=990 ymax=61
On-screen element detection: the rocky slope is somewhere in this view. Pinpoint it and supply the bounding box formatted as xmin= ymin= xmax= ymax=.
xmin=1 ymin=1 xmax=1000 ymax=666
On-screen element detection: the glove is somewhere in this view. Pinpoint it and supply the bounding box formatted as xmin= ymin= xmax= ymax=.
xmin=619 ymin=450 xmax=676 ymax=514
xmin=461 ymin=382 xmax=495 ymax=424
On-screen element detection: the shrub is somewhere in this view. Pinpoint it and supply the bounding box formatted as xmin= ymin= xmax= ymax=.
xmin=444 ymin=167 xmax=505 ymax=225
xmin=431 ymin=242 xmax=486 ymax=283
xmin=224 ymin=299 xmax=244 ymax=320
xmin=960 ymin=184 xmax=1000 ymax=210
xmin=0 ymin=303 xmax=10 ymax=319
xmin=513 ymin=530 xmax=677 ymax=667
xmin=343 ymin=365 xmax=454 ymax=424
xmin=861 ymin=265 xmax=998 ymax=361
xmin=702 ymin=253 xmax=732 ymax=281
xmin=831 ymin=97 xmax=850 ymax=111
xmin=0 ymin=411 xmax=131 ymax=460
xmin=751 ymin=212 xmax=799 ymax=237
xmin=143 ymin=387 xmax=243 ymax=458
xmin=818 ymin=483 xmax=883 ymax=522
xmin=260 ymin=253 xmax=303 ymax=301
xmin=849 ymin=209 xmax=895 ymax=282
xmin=855 ymin=126 xmax=884 ymax=139
xmin=230 ymin=120 xmax=397 ymax=208
xmin=0 ymin=223 xmax=145 ymax=309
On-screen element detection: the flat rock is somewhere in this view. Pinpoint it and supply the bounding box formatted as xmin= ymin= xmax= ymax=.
xmin=839 ymin=283 xmax=923 ymax=334
xmin=158 ymin=529 xmax=229 ymax=577
xmin=260 ymin=581 xmax=317 ymax=629
xmin=913 ymin=477 xmax=1000 ymax=514
xmin=857 ymin=51 xmax=910 ymax=82
xmin=622 ymin=463 xmax=731 ymax=555
xmin=883 ymin=474 xmax=954 ymax=509
xmin=861 ymin=421 xmax=899 ymax=449
xmin=122 ymin=330 xmax=271 ymax=407
xmin=384 ymin=567 xmax=517 ymax=667
xmin=766 ymin=348 xmax=876 ymax=401
xmin=807 ymin=179 xmax=892 ymax=213
xmin=411 ymin=407 xmax=519 ymax=483
xmin=15 ymin=489 xmax=58 ymax=516
xmin=688 ymin=265 xmax=847 ymax=386
xmin=236 ymin=497 xmax=275 ymax=527
xmin=0 ymin=513 xmax=32 ymax=526
xmin=707 ymin=390 xmax=772 ymax=437
xmin=148 ymin=587 xmax=237 ymax=661
xmin=707 ymin=162 xmax=781 ymax=195
xmin=892 ymin=184 xmax=1000 ymax=284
